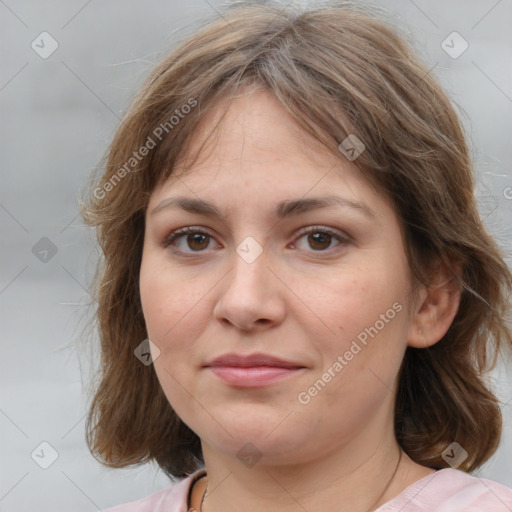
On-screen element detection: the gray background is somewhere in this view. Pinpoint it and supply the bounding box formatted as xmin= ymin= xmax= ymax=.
xmin=1 ymin=0 xmax=511 ymax=511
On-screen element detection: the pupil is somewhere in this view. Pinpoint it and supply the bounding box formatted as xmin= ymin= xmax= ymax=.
xmin=309 ymin=232 xmax=331 ymax=250
xmin=189 ymin=234 xmax=208 ymax=250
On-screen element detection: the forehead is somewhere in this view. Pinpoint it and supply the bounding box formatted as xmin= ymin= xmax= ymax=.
xmin=149 ymin=88 xmax=375 ymax=205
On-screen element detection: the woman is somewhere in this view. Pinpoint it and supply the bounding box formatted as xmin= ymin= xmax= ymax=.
xmin=82 ymin=2 xmax=512 ymax=510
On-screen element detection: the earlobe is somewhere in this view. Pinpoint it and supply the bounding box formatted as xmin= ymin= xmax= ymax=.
xmin=407 ymin=265 xmax=462 ymax=349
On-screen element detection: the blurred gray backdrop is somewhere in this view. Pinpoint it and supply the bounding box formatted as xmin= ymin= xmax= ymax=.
xmin=1 ymin=0 xmax=511 ymax=511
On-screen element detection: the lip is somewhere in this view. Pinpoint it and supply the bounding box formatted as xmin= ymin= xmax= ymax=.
xmin=203 ymin=353 xmax=306 ymax=388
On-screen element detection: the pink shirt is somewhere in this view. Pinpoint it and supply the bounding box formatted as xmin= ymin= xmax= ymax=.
xmin=105 ymin=467 xmax=512 ymax=511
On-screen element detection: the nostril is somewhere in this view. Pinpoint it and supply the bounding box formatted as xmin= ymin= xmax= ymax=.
xmin=220 ymin=317 xmax=270 ymax=330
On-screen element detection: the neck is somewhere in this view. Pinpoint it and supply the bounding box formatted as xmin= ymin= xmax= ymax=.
xmin=198 ymin=429 xmax=427 ymax=512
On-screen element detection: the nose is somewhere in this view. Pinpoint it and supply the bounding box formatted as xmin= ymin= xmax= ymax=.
xmin=213 ymin=246 xmax=286 ymax=332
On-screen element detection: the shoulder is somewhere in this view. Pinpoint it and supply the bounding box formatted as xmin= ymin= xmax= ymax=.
xmin=104 ymin=469 xmax=206 ymax=512
xmin=378 ymin=468 xmax=512 ymax=511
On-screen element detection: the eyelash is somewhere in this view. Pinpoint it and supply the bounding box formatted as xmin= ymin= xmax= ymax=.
xmin=160 ymin=225 xmax=350 ymax=256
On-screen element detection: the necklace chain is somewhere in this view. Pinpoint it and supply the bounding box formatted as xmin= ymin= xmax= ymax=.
xmin=365 ymin=449 xmax=403 ymax=512
xmin=199 ymin=449 xmax=403 ymax=512
xmin=199 ymin=478 xmax=207 ymax=511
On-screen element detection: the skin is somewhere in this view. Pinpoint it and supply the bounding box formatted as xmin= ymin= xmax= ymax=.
xmin=139 ymin=87 xmax=460 ymax=512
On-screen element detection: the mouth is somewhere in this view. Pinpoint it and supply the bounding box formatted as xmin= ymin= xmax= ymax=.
xmin=203 ymin=353 xmax=306 ymax=388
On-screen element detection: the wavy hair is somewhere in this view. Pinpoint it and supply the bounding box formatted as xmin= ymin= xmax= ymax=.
xmin=81 ymin=1 xmax=512 ymax=478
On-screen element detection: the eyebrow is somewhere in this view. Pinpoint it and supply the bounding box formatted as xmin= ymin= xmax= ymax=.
xmin=150 ymin=195 xmax=375 ymax=219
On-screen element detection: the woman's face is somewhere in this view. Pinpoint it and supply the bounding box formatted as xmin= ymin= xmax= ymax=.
xmin=140 ymin=88 xmax=418 ymax=466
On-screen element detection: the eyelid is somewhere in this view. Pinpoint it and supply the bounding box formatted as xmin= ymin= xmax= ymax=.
xmin=160 ymin=224 xmax=351 ymax=255
xmin=293 ymin=224 xmax=351 ymax=242
xmin=289 ymin=224 xmax=351 ymax=252
xmin=160 ymin=226 xmax=218 ymax=249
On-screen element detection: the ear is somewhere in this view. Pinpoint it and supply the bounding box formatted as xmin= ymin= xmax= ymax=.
xmin=407 ymin=262 xmax=462 ymax=349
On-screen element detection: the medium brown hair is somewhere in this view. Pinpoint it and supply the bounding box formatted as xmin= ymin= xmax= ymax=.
xmin=81 ymin=1 xmax=512 ymax=478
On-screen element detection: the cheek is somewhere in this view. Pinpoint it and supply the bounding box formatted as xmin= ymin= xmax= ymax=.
xmin=304 ymin=269 xmax=403 ymax=335
xmin=139 ymin=257 xmax=216 ymax=385
xmin=300 ymin=265 xmax=410 ymax=382
xmin=140 ymin=251 xmax=196 ymax=337
xmin=140 ymin=284 xmax=207 ymax=354
xmin=139 ymin=262 xmax=205 ymax=413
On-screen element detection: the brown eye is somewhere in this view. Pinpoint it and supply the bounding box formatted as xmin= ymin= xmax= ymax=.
xmin=186 ymin=233 xmax=210 ymax=251
xmin=292 ymin=226 xmax=349 ymax=253
xmin=161 ymin=227 xmax=218 ymax=254
xmin=307 ymin=232 xmax=333 ymax=251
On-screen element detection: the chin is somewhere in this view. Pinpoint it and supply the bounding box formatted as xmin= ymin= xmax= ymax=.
xmin=208 ymin=432 xmax=305 ymax=463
